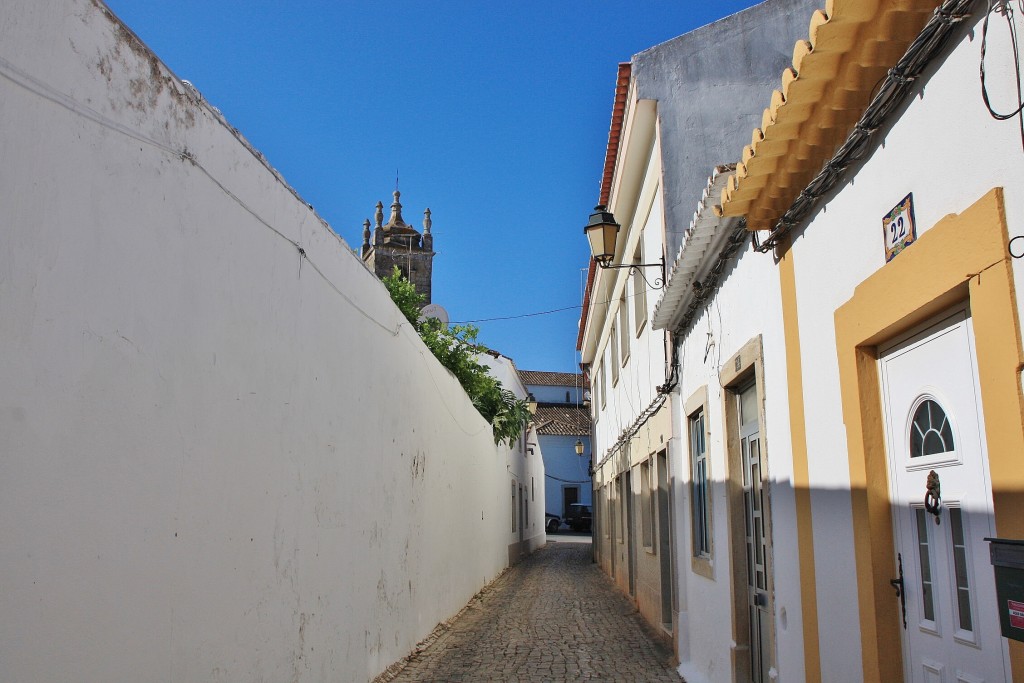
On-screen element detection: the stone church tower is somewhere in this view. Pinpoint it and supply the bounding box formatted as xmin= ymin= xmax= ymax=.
xmin=360 ymin=190 xmax=435 ymax=305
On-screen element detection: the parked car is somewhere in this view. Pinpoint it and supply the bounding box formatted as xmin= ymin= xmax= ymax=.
xmin=565 ymin=503 xmax=592 ymax=532
xmin=545 ymin=513 xmax=561 ymax=533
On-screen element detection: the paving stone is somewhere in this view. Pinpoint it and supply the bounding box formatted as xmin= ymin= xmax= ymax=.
xmin=377 ymin=542 xmax=680 ymax=682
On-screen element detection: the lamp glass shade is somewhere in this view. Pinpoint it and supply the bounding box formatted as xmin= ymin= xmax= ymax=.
xmin=574 ymin=439 xmax=585 ymax=456
xmin=584 ymin=206 xmax=620 ymax=265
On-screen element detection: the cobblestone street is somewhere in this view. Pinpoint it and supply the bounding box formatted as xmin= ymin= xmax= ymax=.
xmin=378 ymin=540 xmax=680 ymax=682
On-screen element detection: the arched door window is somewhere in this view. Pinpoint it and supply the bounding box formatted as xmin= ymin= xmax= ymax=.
xmin=909 ymin=398 xmax=955 ymax=458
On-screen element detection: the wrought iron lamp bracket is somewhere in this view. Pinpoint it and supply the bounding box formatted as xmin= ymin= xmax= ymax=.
xmin=596 ymin=258 xmax=666 ymax=290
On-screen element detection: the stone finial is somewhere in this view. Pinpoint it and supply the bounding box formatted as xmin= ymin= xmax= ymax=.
xmin=388 ymin=190 xmax=405 ymax=226
xmin=423 ymin=208 xmax=432 ymax=234
xmin=362 ymin=219 xmax=371 ymax=246
xmin=375 ymin=201 xmax=384 ymax=228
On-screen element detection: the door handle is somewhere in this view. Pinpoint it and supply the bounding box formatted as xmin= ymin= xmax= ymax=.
xmin=890 ymin=552 xmax=907 ymax=630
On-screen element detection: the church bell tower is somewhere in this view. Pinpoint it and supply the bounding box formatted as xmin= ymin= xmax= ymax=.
xmin=360 ymin=190 xmax=435 ymax=305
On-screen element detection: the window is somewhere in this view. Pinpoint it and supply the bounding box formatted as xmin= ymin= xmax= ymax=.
xmin=616 ymin=475 xmax=625 ymax=541
xmin=641 ymin=459 xmax=654 ymax=550
xmin=620 ymin=474 xmax=630 ymax=542
xmin=633 ymin=245 xmax=647 ymax=335
xmin=521 ymin=485 xmax=527 ymax=532
xmin=511 ymin=482 xmax=517 ymax=533
xmin=610 ymin=324 xmax=620 ymax=385
xmin=910 ymin=398 xmax=954 ymax=457
xmin=603 ymin=485 xmax=612 ymax=539
xmin=949 ymin=507 xmax=973 ymax=633
xmin=690 ymin=408 xmax=711 ymax=560
xmin=914 ymin=508 xmax=935 ymax=623
xmin=619 ymin=294 xmax=630 ymax=366
xmin=597 ymin=365 xmax=606 ymax=409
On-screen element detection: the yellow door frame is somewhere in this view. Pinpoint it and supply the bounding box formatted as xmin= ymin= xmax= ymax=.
xmin=834 ymin=188 xmax=1024 ymax=682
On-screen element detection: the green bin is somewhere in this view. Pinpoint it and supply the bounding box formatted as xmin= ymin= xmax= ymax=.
xmin=986 ymin=537 xmax=1024 ymax=643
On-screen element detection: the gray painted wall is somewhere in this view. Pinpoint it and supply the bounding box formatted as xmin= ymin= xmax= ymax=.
xmin=632 ymin=0 xmax=819 ymax=258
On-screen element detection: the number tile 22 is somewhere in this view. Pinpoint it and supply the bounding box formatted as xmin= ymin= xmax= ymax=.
xmin=883 ymin=193 xmax=917 ymax=262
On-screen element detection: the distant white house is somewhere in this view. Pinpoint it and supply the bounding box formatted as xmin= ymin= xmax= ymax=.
xmin=481 ymin=354 xmax=547 ymax=563
xmin=518 ymin=371 xmax=591 ymax=528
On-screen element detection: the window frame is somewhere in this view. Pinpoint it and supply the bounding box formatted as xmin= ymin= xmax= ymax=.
xmin=633 ymin=244 xmax=648 ymax=337
xmin=610 ymin=323 xmax=620 ymax=385
xmin=640 ymin=458 xmax=655 ymax=552
xmin=511 ymin=481 xmax=517 ymax=533
xmin=686 ymin=386 xmax=714 ymax=578
xmin=619 ymin=293 xmax=630 ymax=367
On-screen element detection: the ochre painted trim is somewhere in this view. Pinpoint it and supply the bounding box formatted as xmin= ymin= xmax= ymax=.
xmin=778 ymin=240 xmax=822 ymax=683
xmin=834 ymin=188 xmax=1024 ymax=682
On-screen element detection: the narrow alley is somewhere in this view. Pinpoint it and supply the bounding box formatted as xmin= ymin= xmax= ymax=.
xmin=376 ymin=539 xmax=679 ymax=683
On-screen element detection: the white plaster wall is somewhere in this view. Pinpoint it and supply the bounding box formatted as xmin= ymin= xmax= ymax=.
xmin=592 ymin=182 xmax=669 ymax=466
xmin=670 ymin=241 xmax=801 ymax=683
xmin=479 ymin=355 xmax=547 ymax=556
xmin=786 ymin=10 xmax=1024 ymax=679
xmin=0 ymin=3 xmax=520 ymax=681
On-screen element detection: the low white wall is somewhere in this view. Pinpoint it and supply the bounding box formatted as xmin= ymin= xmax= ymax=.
xmin=0 ymin=2 xmax=526 ymax=681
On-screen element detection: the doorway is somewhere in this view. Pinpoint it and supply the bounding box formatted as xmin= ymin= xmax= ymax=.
xmin=625 ymin=470 xmax=636 ymax=597
xmin=657 ymin=449 xmax=673 ymax=630
xmin=879 ymin=308 xmax=1008 ymax=682
xmin=563 ymin=485 xmax=579 ymax=519
xmin=737 ymin=381 xmax=772 ymax=683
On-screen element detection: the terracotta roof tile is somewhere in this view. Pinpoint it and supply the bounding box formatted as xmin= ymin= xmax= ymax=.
xmin=518 ymin=370 xmax=585 ymax=388
xmin=579 ymin=62 xmax=631 ymax=352
xmin=717 ymin=0 xmax=939 ymax=230
xmin=533 ymin=404 xmax=592 ymax=437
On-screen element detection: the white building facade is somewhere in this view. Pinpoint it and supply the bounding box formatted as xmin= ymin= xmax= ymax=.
xmin=638 ymin=1 xmax=1024 ymax=682
xmin=579 ymin=0 xmax=817 ymax=656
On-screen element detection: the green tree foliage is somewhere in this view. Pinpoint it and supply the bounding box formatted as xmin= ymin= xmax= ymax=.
xmin=382 ymin=267 xmax=531 ymax=448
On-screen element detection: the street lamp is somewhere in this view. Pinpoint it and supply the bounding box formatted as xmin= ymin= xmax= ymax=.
xmin=574 ymin=439 xmax=585 ymax=457
xmin=583 ymin=205 xmax=665 ymax=289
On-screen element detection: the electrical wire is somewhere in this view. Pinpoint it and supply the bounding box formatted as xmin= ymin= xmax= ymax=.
xmin=545 ymin=474 xmax=591 ymax=484
xmin=448 ymin=284 xmax=654 ymax=325
xmin=980 ymin=0 xmax=1024 ymax=150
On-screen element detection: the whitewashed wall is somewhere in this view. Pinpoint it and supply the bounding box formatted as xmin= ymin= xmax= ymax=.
xmin=479 ymin=354 xmax=547 ymax=559
xmin=786 ymin=10 xmax=1024 ymax=679
xmin=669 ymin=239 xmax=801 ymax=683
xmin=669 ymin=9 xmax=1024 ymax=683
xmin=0 ymin=2 xmax=532 ymax=681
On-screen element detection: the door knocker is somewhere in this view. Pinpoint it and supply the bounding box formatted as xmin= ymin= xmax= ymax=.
xmin=924 ymin=470 xmax=942 ymax=524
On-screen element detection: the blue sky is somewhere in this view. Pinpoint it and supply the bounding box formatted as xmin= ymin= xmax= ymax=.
xmin=104 ymin=0 xmax=761 ymax=373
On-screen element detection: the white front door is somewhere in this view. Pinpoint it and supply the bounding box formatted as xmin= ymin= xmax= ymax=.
xmin=739 ymin=382 xmax=772 ymax=683
xmin=880 ymin=308 xmax=1009 ymax=682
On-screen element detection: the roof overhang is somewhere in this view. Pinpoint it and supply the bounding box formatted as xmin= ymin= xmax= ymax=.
xmin=716 ymin=0 xmax=941 ymax=230
xmin=652 ymin=165 xmax=738 ymax=331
